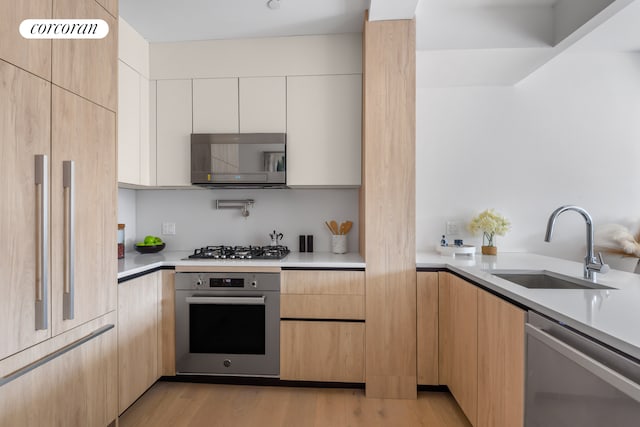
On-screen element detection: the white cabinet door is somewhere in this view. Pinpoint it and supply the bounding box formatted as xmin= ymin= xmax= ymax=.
xmin=118 ymin=60 xmax=141 ymax=185
xmin=239 ymin=77 xmax=286 ymax=132
xmin=156 ymin=79 xmax=192 ymax=186
xmin=193 ymin=78 xmax=238 ymax=133
xmin=286 ymin=74 xmax=362 ymax=187
xmin=139 ymin=75 xmax=151 ymax=185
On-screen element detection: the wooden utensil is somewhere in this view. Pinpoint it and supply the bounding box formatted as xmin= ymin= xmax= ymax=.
xmin=329 ymin=220 xmax=339 ymax=235
xmin=325 ymin=221 xmax=335 ymax=235
xmin=343 ymin=221 xmax=353 ymax=235
xmin=339 ymin=222 xmax=347 ymax=235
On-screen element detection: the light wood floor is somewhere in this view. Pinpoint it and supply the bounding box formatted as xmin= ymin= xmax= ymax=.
xmin=119 ymin=382 xmax=472 ymax=427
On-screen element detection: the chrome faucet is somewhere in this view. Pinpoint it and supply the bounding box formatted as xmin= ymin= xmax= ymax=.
xmin=544 ymin=205 xmax=609 ymax=280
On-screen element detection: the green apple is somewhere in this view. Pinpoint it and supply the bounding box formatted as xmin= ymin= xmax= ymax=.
xmin=144 ymin=235 xmax=156 ymax=245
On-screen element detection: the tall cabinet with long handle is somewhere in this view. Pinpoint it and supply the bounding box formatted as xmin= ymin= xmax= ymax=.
xmin=0 ymin=0 xmax=118 ymax=424
xmin=0 ymin=60 xmax=52 ymax=359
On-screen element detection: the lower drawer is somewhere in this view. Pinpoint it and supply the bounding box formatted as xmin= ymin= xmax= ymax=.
xmin=280 ymin=320 xmax=365 ymax=383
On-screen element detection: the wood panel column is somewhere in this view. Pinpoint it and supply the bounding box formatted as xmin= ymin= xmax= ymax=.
xmin=362 ymin=13 xmax=416 ymax=399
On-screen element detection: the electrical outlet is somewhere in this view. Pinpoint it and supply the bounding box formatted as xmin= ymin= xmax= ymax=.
xmin=162 ymin=222 xmax=176 ymax=235
xmin=446 ymin=221 xmax=459 ymax=235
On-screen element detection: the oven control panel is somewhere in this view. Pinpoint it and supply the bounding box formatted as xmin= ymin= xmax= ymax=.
xmin=177 ymin=272 xmax=280 ymax=292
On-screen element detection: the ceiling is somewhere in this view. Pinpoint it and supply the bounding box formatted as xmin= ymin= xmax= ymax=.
xmin=119 ymin=0 xmax=369 ymax=43
xmin=119 ymin=0 xmax=640 ymax=86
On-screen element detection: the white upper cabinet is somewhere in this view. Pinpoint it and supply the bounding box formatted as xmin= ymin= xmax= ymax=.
xmin=193 ymin=78 xmax=239 ymax=133
xmin=118 ymin=17 xmax=152 ymax=187
xmin=286 ymin=74 xmax=362 ymax=187
xmin=239 ymin=77 xmax=286 ymax=133
xmin=118 ymin=60 xmax=141 ymax=185
xmin=156 ymin=79 xmax=192 ymax=186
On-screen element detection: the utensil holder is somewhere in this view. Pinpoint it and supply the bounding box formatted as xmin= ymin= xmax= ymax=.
xmin=331 ymin=235 xmax=347 ymax=254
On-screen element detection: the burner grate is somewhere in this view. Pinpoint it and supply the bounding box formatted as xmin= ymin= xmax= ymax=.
xmin=188 ymin=245 xmax=290 ymax=260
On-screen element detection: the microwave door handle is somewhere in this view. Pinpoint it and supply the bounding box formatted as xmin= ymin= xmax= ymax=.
xmin=185 ymin=296 xmax=266 ymax=305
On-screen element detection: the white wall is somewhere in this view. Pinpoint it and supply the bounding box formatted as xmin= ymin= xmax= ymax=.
xmin=417 ymin=52 xmax=640 ymax=263
xmin=117 ymin=188 xmax=138 ymax=249
xmin=150 ymin=33 xmax=362 ymax=80
xmin=134 ymin=188 xmax=359 ymax=253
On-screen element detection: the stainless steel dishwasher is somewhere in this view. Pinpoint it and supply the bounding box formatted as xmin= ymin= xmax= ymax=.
xmin=526 ymin=311 xmax=640 ymax=426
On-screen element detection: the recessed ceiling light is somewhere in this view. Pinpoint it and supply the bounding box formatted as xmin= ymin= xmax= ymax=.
xmin=267 ymin=0 xmax=281 ymax=10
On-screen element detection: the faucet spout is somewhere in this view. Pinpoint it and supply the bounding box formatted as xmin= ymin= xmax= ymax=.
xmin=544 ymin=205 xmax=608 ymax=280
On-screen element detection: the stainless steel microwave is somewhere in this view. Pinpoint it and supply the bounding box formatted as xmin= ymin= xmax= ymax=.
xmin=191 ymin=133 xmax=286 ymax=188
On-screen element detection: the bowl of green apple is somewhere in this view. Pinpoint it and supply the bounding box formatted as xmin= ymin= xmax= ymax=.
xmin=134 ymin=235 xmax=166 ymax=254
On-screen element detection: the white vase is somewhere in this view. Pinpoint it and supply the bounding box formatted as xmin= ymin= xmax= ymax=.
xmin=331 ymin=235 xmax=347 ymax=254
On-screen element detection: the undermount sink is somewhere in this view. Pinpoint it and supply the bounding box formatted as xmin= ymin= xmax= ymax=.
xmin=492 ymin=270 xmax=616 ymax=290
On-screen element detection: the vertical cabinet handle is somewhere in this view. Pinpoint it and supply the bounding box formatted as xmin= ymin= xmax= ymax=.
xmin=63 ymin=160 xmax=75 ymax=320
xmin=34 ymin=155 xmax=48 ymax=330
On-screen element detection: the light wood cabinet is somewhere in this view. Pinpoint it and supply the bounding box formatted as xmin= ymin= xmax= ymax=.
xmin=95 ymin=0 xmax=117 ymax=17
xmin=158 ymin=270 xmax=176 ymax=376
xmin=280 ymin=320 xmax=365 ymax=382
xmin=280 ymin=269 xmax=365 ymax=382
xmin=51 ymin=86 xmax=117 ymax=336
xmin=281 ymin=270 xmax=365 ymax=320
xmin=439 ymin=272 xmax=525 ymax=427
xmin=0 ymin=61 xmax=51 ymax=360
xmin=193 ymin=78 xmax=239 ymax=133
xmin=1 ymin=0 xmax=118 ymax=423
xmin=52 ymin=0 xmax=117 ymax=112
xmin=0 ymin=0 xmax=51 ymax=80
xmin=0 ymin=314 xmax=118 ymax=427
xmin=439 ymin=272 xmax=478 ymax=425
xmin=286 ymin=74 xmax=362 ymax=187
xmin=417 ymin=272 xmax=439 ymax=385
xmin=239 ymin=77 xmax=286 ymax=132
xmin=118 ymin=272 xmax=160 ymax=414
xmin=478 ymin=290 xmax=525 ymax=427
xmin=156 ymin=79 xmax=193 ymax=186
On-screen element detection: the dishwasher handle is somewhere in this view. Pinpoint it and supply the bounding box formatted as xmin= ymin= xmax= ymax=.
xmin=526 ymin=323 xmax=640 ymax=402
xmin=185 ymin=296 xmax=266 ymax=305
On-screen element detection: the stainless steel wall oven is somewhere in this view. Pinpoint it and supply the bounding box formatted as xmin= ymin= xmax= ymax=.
xmin=175 ymin=272 xmax=280 ymax=377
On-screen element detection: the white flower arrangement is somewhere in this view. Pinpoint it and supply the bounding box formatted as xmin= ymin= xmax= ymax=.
xmin=469 ymin=209 xmax=511 ymax=247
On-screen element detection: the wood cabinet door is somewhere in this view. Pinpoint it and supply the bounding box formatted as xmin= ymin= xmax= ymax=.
xmin=0 ymin=0 xmax=51 ymax=80
xmin=280 ymin=320 xmax=365 ymax=382
xmin=52 ymin=0 xmax=117 ymax=112
xmin=280 ymin=270 xmax=365 ymax=320
xmin=118 ymin=272 xmax=160 ymax=413
xmin=51 ymin=86 xmax=117 ymax=335
xmin=239 ymin=77 xmax=286 ymax=132
xmin=439 ymin=272 xmax=478 ymax=426
xmin=478 ymin=290 xmax=525 ymax=427
xmin=0 ymin=320 xmax=117 ymax=427
xmin=417 ymin=272 xmax=439 ymax=385
xmin=158 ymin=270 xmax=176 ymax=376
xmin=0 ymin=61 xmax=51 ymax=360
xmin=286 ymin=74 xmax=362 ymax=187
xmin=156 ymin=79 xmax=192 ymax=186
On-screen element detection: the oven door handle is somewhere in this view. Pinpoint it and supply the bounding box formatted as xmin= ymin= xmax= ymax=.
xmin=185 ymin=296 xmax=266 ymax=305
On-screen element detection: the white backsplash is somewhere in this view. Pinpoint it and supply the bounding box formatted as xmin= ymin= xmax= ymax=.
xmin=127 ymin=188 xmax=359 ymax=253
xmin=117 ymin=188 xmax=137 ymax=248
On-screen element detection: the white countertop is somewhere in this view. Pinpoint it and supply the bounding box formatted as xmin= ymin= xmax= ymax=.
xmin=117 ymin=250 xmax=366 ymax=279
xmin=118 ymin=249 xmax=640 ymax=360
xmin=418 ymin=251 xmax=640 ymax=361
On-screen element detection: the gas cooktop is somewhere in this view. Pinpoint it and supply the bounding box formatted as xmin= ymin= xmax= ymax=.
xmin=186 ymin=245 xmax=290 ymax=260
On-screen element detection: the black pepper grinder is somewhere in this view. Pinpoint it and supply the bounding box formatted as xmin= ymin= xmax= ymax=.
xmin=299 ymin=235 xmax=306 ymax=252
xmin=306 ymin=235 xmax=314 ymax=253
